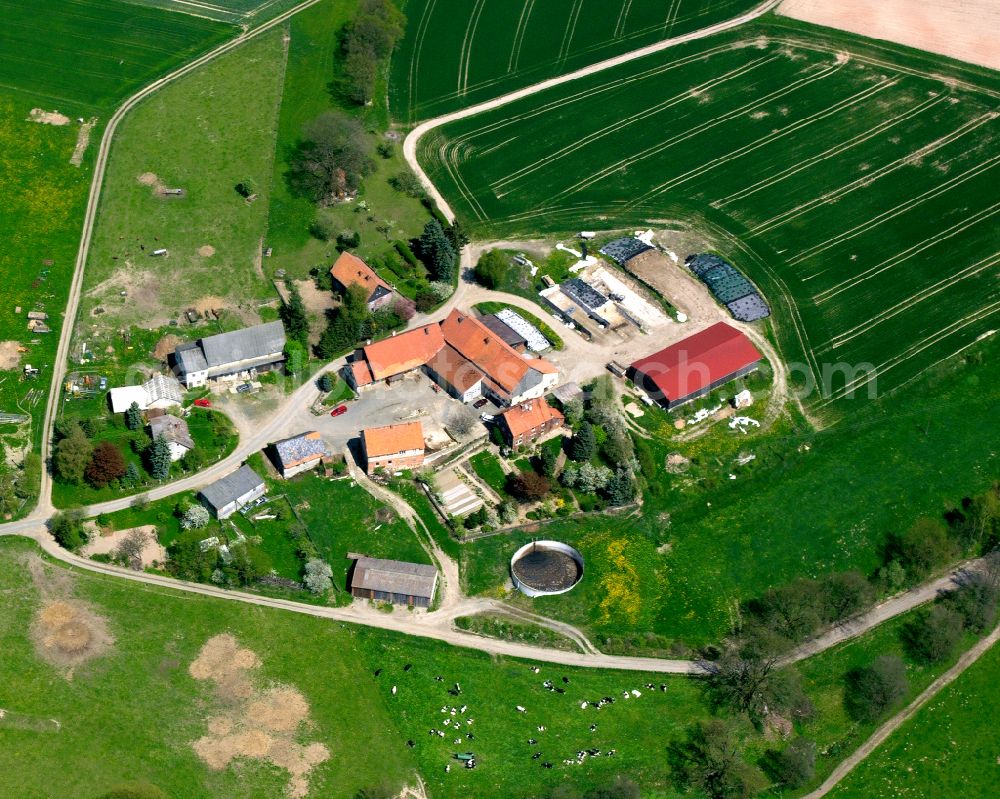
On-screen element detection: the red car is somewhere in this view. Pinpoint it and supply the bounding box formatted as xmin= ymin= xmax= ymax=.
xmin=330 ymin=404 xmax=348 ymax=417
xmin=193 ymin=398 xmax=212 ymax=408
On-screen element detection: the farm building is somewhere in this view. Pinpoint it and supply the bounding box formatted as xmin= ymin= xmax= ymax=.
xmin=496 ymin=400 xmax=564 ymax=447
xmin=174 ymin=321 xmax=286 ymax=388
xmin=198 ymin=464 xmax=266 ymax=519
xmin=345 ymin=309 xmax=558 ymax=406
xmin=108 ymin=374 xmax=184 ymax=414
xmin=480 ymin=314 xmax=528 ymax=352
xmin=270 ymin=431 xmax=330 ymax=478
xmin=494 ymin=308 xmax=551 ymax=352
xmin=551 ymin=381 xmax=584 ymax=405
xmin=147 ymin=414 xmax=194 ymax=462
xmin=329 ymin=251 xmax=394 ymax=312
xmin=599 ymin=236 xmax=656 ymax=268
xmin=629 ymin=322 xmax=763 ymax=410
xmin=686 ymin=254 xmax=770 ymax=322
xmin=349 ymin=555 xmax=438 ymax=608
xmin=361 ymin=421 xmax=425 ymax=475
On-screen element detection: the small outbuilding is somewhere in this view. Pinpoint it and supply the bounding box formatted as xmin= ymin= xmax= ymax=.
xmin=148 ymin=414 xmax=194 ymax=462
xmin=108 ymin=374 xmax=184 ymax=414
xmin=349 ymin=555 xmax=438 ymax=607
xmin=270 ymin=431 xmax=330 ymax=478
xmin=198 ymin=464 xmax=265 ymax=519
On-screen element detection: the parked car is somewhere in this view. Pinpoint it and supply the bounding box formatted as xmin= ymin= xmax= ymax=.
xmin=98 ymin=377 xmax=107 ymax=391
xmin=480 ymin=413 xmax=495 ymax=422
xmin=330 ymin=404 xmax=348 ymax=417
xmin=193 ymin=398 xmax=212 ymax=407
xmin=473 ymin=398 xmax=488 ymax=409
xmin=236 ymin=383 xmax=253 ymax=394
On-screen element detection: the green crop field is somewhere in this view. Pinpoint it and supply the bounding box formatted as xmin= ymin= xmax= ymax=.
xmin=420 ymin=21 xmax=1000 ymax=415
xmin=390 ymin=0 xmax=762 ymax=122
xmin=79 ymin=28 xmax=288 ymax=333
xmin=828 ymin=640 xmax=1000 ymax=799
xmin=0 ymin=0 xmax=231 ymax=113
xmin=122 ymin=0 xmax=305 ymax=26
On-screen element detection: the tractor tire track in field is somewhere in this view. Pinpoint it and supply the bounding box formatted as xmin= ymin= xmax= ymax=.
xmin=749 ymin=111 xmax=999 ymax=237
xmin=814 ymin=200 xmax=1000 ymax=305
xmin=490 ymin=53 xmax=777 ymax=194
xmin=36 ymin=0 xmax=330 ymax=515
xmin=629 ymin=75 xmax=899 ymax=207
xmin=797 ymin=150 xmax=1000 ymax=273
xmin=613 ymin=0 xmax=633 ymax=39
xmin=557 ymin=0 xmax=584 ymax=67
xmin=543 ymin=53 xmax=845 ymax=210
xmin=404 ymin=0 xmax=785 ymax=222
xmin=456 ymin=0 xmax=487 ymax=97
xmin=407 ymin=0 xmax=438 ymax=124
xmin=801 ymin=624 xmax=1000 ymax=799
xmin=820 ymin=299 xmax=1000 ymax=403
xmin=507 ymin=0 xmax=535 ymax=73
xmin=712 ymin=92 xmax=949 ymax=208
xmin=827 ymin=250 xmax=1000 ymax=352
xmin=664 ymin=0 xmax=683 ymax=34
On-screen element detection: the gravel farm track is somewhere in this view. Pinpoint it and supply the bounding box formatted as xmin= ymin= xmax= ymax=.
xmin=3 ymin=1 xmax=997 ymax=791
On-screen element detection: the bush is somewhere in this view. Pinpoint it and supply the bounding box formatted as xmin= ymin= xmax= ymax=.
xmin=303 ymin=558 xmax=334 ymax=594
xmin=393 ymin=239 xmax=419 ymax=268
xmin=473 ymin=250 xmax=509 ymax=289
xmin=389 ymin=169 xmax=424 ymax=197
xmin=946 ymin=570 xmax=999 ymax=632
xmin=85 ymin=441 xmax=127 ymax=488
xmin=376 ymin=141 xmax=393 ymax=159
xmin=508 ymin=471 xmax=550 ymax=502
xmin=180 ymin=504 xmax=211 ymax=531
xmin=772 ymin=738 xmax=816 ymax=788
xmin=50 ymin=510 xmax=87 ymax=550
xmin=844 ymin=655 xmax=908 ymax=722
xmin=336 ymin=230 xmax=361 ymax=250
xmin=887 ymin=517 xmax=957 ymax=580
xmin=309 ymin=215 xmax=337 ymax=241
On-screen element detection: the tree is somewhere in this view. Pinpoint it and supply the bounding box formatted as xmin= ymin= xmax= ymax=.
xmin=845 ymin=655 xmax=908 ymax=722
xmin=418 ymin=219 xmax=457 ymax=283
xmin=235 ymin=178 xmax=257 ymax=198
xmin=540 ymin=445 xmax=559 ymax=477
xmin=445 ymin=220 xmax=470 ymax=251
xmin=508 ymin=471 xmax=550 ymax=502
xmin=602 ymin=430 xmax=634 ymax=465
xmin=341 ymin=0 xmax=405 ymax=104
xmin=115 ymin=527 xmax=149 ymax=570
xmin=148 ymin=434 xmax=172 ymax=480
xmin=303 ymin=558 xmax=334 ymax=593
xmin=446 ymin=404 xmax=478 ymax=436
xmin=822 ymin=570 xmax=873 ymax=621
xmin=125 ymin=401 xmax=143 ymax=431
xmin=284 ymin=339 xmax=307 ymax=377
xmin=53 ymin=422 xmax=93 ymax=484
xmin=389 ymin=170 xmax=424 ymax=198
xmin=947 ymin=572 xmax=999 ymax=633
xmin=50 ymin=510 xmax=87 ymax=550
xmin=563 ymin=397 xmax=584 ymax=427
xmin=473 ymin=250 xmax=509 ymax=289
xmin=316 ymin=312 xmax=360 ymax=359
xmin=771 ymin=738 xmax=816 ymax=789
xmin=287 ymin=111 xmax=374 ymax=204
xmin=180 ymin=504 xmax=211 ymax=531
xmin=606 ymin=466 xmax=636 ymax=506
xmin=747 ymin=577 xmax=825 ymax=645
xmin=570 ymin=421 xmax=596 ymax=462
xmin=903 ymin=604 xmax=964 ymax=663
xmin=310 ymin=215 xmax=337 ymax=242
xmin=85 ymin=441 xmax=127 ymax=488
xmin=670 ymin=719 xmax=766 ymax=799
xmin=318 ymin=373 xmax=335 ymax=392
xmin=888 ymin=517 xmax=957 ymax=580
xmin=280 ymin=279 xmax=310 ymax=346
xmin=343 ymin=44 xmax=378 ymax=104
xmin=704 ymin=651 xmax=777 ymax=718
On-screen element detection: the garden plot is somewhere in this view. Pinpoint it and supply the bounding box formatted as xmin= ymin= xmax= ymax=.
xmin=436 ymin=469 xmax=484 ymax=518
xmin=391 ymin=0 xmax=762 ymax=122
xmin=421 ymin=26 xmax=1000 ymax=415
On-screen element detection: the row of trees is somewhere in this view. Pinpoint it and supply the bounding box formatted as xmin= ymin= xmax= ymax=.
xmin=53 ymin=418 xmax=173 ymax=489
xmin=341 ymin=0 xmax=405 ymax=105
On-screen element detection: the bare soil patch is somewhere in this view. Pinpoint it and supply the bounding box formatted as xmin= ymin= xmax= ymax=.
xmin=137 ymin=171 xmax=166 ymax=193
xmin=0 ymin=341 xmax=22 ymax=370
xmin=28 ymin=108 xmax=70 ymax=126
xmin=189 ymin=634 xmax=329 ymax=799
xmin=198 ymin=245 xmax=216 ymax=257
xmin=291 ymin=279 xmax=337 ymax=344
xmin=81 ymin=524 xmax=166 ymax=569
xmin=153 ymin=334 xmax=183 ymax=362
xmin=779 ymin=0 xmax=1000 ymax=71
xmin=31 ymin=598 xmax=114 ymax=676
xmin=70 ymin=118 xmax=97 ymax=167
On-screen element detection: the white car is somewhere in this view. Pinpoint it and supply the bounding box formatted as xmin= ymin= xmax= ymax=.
xmin=480 ymin=413 xmax=495 ymax=422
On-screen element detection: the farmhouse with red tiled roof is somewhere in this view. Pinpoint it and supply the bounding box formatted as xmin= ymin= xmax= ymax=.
xmin=330 ymin=251 xmax=394 ymax=312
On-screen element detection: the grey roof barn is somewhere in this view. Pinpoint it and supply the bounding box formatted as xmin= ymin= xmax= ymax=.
xmin=175 ymin=321 xmax=286 ymax=381
xmin=350 ymin=556 xmax=438 ymax=600
xmin=198 ymin=465 xmax=265 ymax=514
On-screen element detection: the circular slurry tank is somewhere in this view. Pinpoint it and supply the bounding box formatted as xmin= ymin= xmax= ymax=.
xmin=510 ymin=540 xmax=584 ymax=597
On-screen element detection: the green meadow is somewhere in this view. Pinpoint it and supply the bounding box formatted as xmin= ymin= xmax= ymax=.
xmin=390 ymin=0 xmax=761 ymax=122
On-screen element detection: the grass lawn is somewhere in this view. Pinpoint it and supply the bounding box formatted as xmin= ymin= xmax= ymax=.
xmin=390 ymin=477 xmax=460 ymax=561
xmin=469 ymin=451 xmax=508 ymax=495
xmin=0 ymin=537 xmax=414 ymax=799
xmin=281 ymin=471 xmax=432 ymax=591
xmin=463 ymin=331 xmax=1000 ymax=646
xmin=826 ymin=638 xmax=1000 ymax=799
xmin=455 ymin=613 xmax=582 ymax=653
xmin=79 ymin=28 xmax=289 ymax=333
xmin=264 ymin=0 xmax=433 ymax=288
xmin=51 ymin=408 xmax=238 ymax=509
xmin=473 ymin=301 xmax=565 ymax=350
xmin=420 ymin=21 xmax=1000 ymax=417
